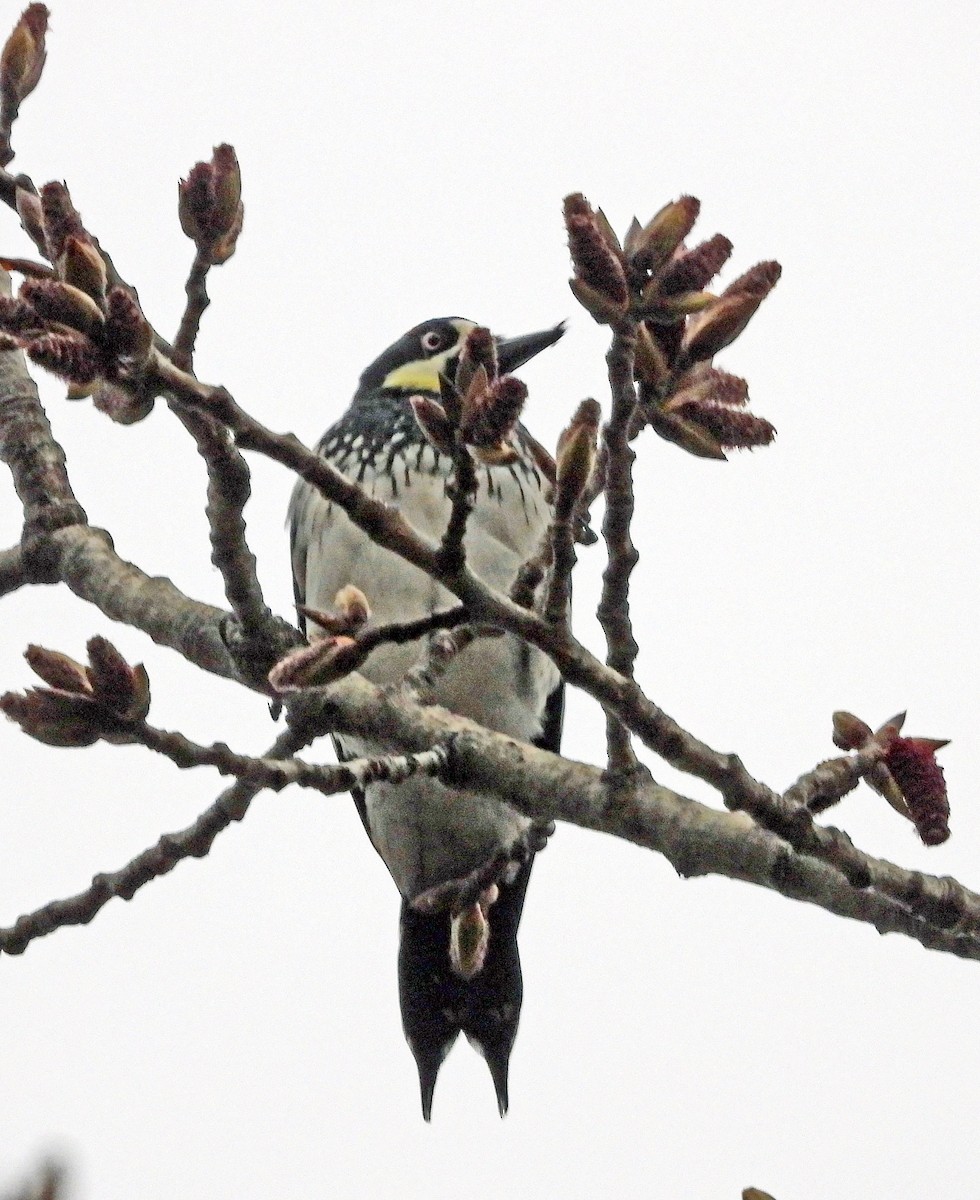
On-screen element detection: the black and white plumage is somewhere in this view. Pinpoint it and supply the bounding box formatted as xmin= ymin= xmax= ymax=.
xmin=288 ymin=317 xmax=565 ymax=1119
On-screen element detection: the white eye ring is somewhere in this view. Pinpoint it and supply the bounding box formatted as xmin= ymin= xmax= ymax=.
xmin=420 ymin=330 xmax=443 ymax=354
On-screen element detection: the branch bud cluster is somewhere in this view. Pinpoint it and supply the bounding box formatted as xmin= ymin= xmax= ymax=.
xmin=564 ymin=192 xmax=779 ymax=459
xmin=178 ymin=144 xmax=244 ymax=265
xmin=269 ymin=586 xmax=373 ymax=691
xmin=831 ymin=710 xmax=951 ymax=846
xmin=0 ymin=181 xmax=155 ymax=421
xmin=409 ymin=325 xmax=528 ymax=466
xmin=1 ymin=638 xmax=150 ymax=747
xmin=0 ymin=4 xmax=47 ymax=165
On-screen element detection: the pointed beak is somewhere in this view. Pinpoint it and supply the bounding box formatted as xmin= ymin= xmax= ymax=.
xmin=495 ymin=321 xmax=566 ymax=375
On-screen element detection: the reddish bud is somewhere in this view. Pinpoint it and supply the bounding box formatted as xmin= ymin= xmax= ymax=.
xmin=658 ymin=234 xmax=733 ymax=296
xmin=884 ymin=737 xmax=950 ymax=846
xmin=630 ymin=196 xmax=700 ymax=274
xmin=640 ymin=395 xmax=728 ymax=460
xmin=58 ymin=235 xmax=107 ymax=304
xmin=681 ymin=261 xmax=781 ymax=363
xmin=91 ymin=380 xmax=155 ymax=424
xmin=667 ymin=395 xmax=775 ymax=450
xmin=455 ymin=325 xmax=497 ymax=395
xmin=633 ymin=321 xmax=671 ymax=388
xmin=0 ymin=293 xmax=41 ymax=334
xmin=19 ymin=278 xmax=105 ymax=336
xmin=104 ymin=286 xmax=153 ymax=370
xmin=268 ymin=634 xmax=366 ymax=690
xmin=0 ymin=5 xmax=47 ymax=143
xmin=461 ymin=374 xmax=526 ymax=449
xmin=38 ymin=182 xmax=87 ymax=262
xmin=85 ymin=635 xmax=148 ymax=720
xmin=0 ymin=686 xmax=103 ymax=747
xmin=27 ymin=331 xmax=101 ymax=385
xmin=409 ymin=394 xmax=455 ymax=454
xmin=178 ymin=144 xmax=245 ymax=265
xmin=832 ymin=710 xmax=874 ymax=751
xmin=25 ymin=645 xmax=93 ymax=695
xmin=555 ymin=398 xmax=600 ymax=512
xmin=564 ymin=194 xmax=629 ymax=307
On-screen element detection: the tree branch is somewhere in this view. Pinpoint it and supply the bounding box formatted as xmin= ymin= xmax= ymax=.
xmin=0 ymin=722 xmax=310 ymax=956
xmin=171 ymin=250 xmax=210 ymax=372
xmin=290 ymin=676 xmax=980 ymax=958
xmin=0 ymin=274 xmax=87 ymax=540
xmin=598 ymin=323 xmax=641 ymax=771
xmin=133 ymin=717 xmax=449 ymax=797
xmin=0 ymin=541 xmax=25 ymax=595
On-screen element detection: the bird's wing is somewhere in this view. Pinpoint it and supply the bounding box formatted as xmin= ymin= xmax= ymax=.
xmin=534 ymin=679 xmax=564 ymax=756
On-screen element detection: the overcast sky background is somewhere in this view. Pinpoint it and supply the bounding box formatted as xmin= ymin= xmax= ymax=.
xmin=2 ymin=3 xmax=979 ymax=1198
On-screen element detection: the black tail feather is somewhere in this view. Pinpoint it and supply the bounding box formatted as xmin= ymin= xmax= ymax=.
xmin=398 ymin=856 xmax=533 ymax=1120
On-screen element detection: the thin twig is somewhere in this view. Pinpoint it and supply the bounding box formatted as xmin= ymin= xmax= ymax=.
xmin=170 ymin=402 xmax=274 ymax=643
xmin=598 ymin=324 xmax=640 ymax=770
xmin=783 ymin=750 xmax=882 ymax=813
xmin=142 ymin=354 xmax=769 ymax=789
xmin=510 ymin=529 xmax=552 ymax=609
xmin=0 ymin=723 xmax=310 ymax=956
xmin=172 ymin=251 xmax=210 ymax=372
xmin=438 ymin=435 xmax=477 ymax=573
xmin=543 ymin=491 xmax=577 ymax=626
xmin=134 ymin=718 xmax=449 ymax=796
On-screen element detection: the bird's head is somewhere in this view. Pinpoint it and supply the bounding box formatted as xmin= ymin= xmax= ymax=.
xmin=357 ymin=316 xmax=565 ymax=398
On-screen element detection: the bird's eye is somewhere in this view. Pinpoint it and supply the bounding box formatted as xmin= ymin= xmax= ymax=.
xmin=420 ymin=330 xmax=444 ymax=354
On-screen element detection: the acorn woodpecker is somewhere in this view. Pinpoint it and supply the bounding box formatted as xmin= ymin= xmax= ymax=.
xmin=288 ymin=317 xmax=565 ymax=1119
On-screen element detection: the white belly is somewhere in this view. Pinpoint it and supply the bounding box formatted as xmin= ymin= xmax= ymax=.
xmin=290 ymin=446 xmax=560 ymax=897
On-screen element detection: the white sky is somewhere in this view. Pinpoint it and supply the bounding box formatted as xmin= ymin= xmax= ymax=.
xmin=2 ymin=2 xmax=979 ymax=1197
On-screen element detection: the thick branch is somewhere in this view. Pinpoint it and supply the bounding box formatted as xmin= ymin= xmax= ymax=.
xmin=0 ymin=542 xmax=25 ymax=595
xmin=48 ymin=524 xmax=239 ymax=680
xmin=0 ymin=277 xmax=87 ymax=539
xmin=296 ymin=676 xmax=980 ymax=957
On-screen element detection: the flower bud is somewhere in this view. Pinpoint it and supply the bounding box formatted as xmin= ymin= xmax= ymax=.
xmin=58 ymin=235 xmax=107 ymax=305
xmin=27 ymin=330 xmax=101 ymax=386
xmin=0 ymin=686 xmax=103 ymax=747
xmin=564 ymin=193 xmax=629 ymax=308
xmin=555 ymin=398 xmax=600 ymax=511
xmin=629 ymin=196 xmax=700 ymax=274
xmin=19 ymin=278 xmax=105 ymax=336
xmin=25 ymin=644 xmax=93 ymax=695
xmin=409 ymin=394 xmax=455 ymax=454
xmin=104 ymin=286 xmax=153 ymax=370
xmin=449 ymin=902 xmax=490 ymax=979
xmin=39 ymin=182 xmax=87 ymax=262
xmin=0 ymin=4 xmax=47 ymax=139
xmin=178 ymin=144 xmax=245 ymax=265
xmin=658 ymin=233 xmax=733 ymax=295
xmin=884 ymin=737 xmax=950 ymax=846
xmin=681 ymin=261 xmax=781 ymax=363
xmin=85 ymin=635 xmax=149 ymax=720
